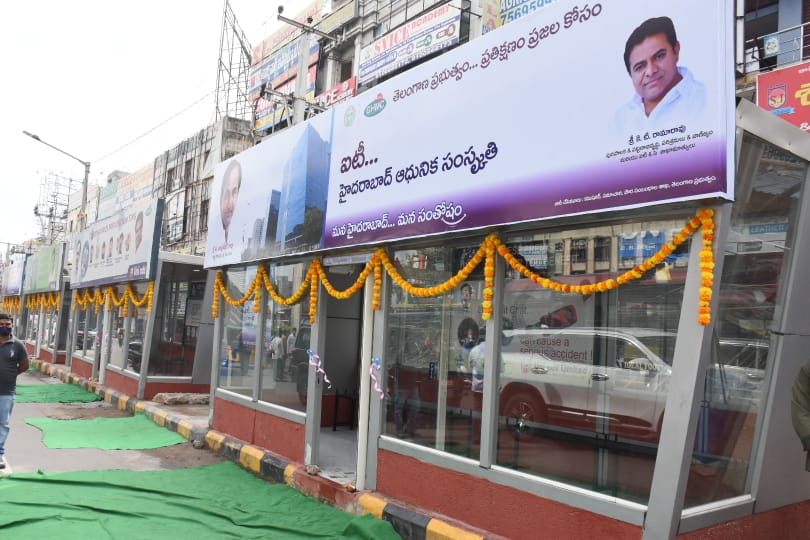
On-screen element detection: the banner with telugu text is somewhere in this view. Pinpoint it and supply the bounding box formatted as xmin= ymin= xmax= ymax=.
xmin=323 ymin=0 xmax=733 ymax=249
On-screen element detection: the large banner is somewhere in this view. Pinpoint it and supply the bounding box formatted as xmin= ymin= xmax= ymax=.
xmin=324 ymin=0 xmax=733 ymax=248
xmin=69 ymin=198 xmax=163 ymax=288
xmin=757 ymin=61 xmax=810 ymax=132
xmin=204 ymin=113 xmax=331 ymax=268
xmin=1 ymin=253 xmax=25 ymax=296
xmin=22 ymin=243 xmax=64 ymax=294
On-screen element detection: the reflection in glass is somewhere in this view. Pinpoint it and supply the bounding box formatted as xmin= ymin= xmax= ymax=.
xmin=257 ymin=262 xmax=309 ymax=414
xmin=684 ymin=135 xmax=806 ymax=506
xmin=219 ymin=266 xmax=260 ymax=397
xmin=494 ymin=217 xmax=692 ymax=503
xmin=384 ymin=243 xmax=486 ymax=460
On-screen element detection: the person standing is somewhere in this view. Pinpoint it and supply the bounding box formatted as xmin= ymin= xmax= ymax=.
xmin=285 ymin=328 xmax=297 ymax=378
xmin=0 ymin=313 xmax=29 ymax=471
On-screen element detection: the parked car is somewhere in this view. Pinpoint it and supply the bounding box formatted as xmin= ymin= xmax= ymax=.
xmin=498 ymin=327 xmax=767 ymax=443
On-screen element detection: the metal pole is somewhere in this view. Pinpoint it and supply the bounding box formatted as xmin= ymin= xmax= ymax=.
xmin=81 ymin=162 xmax=89 ymax=230
xmin=22 ymin=131 xmax=90 ymax=231
xmin=293 ymin=32 xmax=311 ymax=125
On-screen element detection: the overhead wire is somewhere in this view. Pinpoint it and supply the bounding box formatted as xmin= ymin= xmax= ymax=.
xmin=92 ymin=89 xmax=216 ymax=165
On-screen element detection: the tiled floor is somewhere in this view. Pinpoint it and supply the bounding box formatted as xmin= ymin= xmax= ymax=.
xmin=317 ymin=428 xmax=358 ymax=483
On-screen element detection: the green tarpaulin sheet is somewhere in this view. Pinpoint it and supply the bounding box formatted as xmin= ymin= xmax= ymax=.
xmin=25 ymin=413 xmax=187 ymax=450
xmin=16 ymin=384 xmax=102 ymax=403
xmin=0 ymin=462 xmax=399 ymax=539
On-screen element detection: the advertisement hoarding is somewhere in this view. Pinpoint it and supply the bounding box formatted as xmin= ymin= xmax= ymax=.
xmin=324 ymin=0 xmax=733 ymax=248
xmin=251 ymin=0 xmax=325 ymax=66
xmin=359 ymin=2 xmax=461 ymax=85
xmin=96 ymin=164 xmax=155 ymax=221
xmin=22 ymin=243 xmax=64 ymax=294
xmin=204 ymin=112 xmax=332 ymax=268
xmin=1 ymin=253 xmax=26 ymax=297
xmin=756 ymin=61 xmax=810 ymax=132
xmin=69 ymin=198 xmax=163 ymax=288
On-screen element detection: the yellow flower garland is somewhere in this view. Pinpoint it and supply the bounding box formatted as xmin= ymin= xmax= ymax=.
xmin=71 ymin=282 xmax=155 ymax=315
xmin=2 ymin=295 xmax=22 ymax=315
xmin=211 ymin=209 xmax=716 ymax=326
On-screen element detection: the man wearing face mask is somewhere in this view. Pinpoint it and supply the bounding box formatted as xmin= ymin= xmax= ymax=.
xmin=0 ymin=313 xmax=29 ymax=472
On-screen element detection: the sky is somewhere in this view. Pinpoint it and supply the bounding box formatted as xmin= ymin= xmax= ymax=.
xmin=0 ymin=0 xmax=308 ymax=249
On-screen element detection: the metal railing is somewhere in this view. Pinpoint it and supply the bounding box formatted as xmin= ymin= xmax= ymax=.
xmin=738 ymin=21 xmax=810 ymax=77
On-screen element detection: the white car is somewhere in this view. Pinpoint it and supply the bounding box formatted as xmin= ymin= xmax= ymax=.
xmin=498 ymin=327 xmax=766 ymax=443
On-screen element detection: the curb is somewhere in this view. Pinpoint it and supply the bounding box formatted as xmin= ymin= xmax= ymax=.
xmin=29 ymin=360 xmax=492 ymax=540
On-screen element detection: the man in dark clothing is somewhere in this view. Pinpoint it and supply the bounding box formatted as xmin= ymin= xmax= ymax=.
xmin=0 ymin=313 xmax=29 ymax=471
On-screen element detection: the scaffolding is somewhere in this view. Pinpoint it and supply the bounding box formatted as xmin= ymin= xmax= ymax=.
xmin=214 ymin=0 xmax=253 ymax=123
xmin=34 ymin=172 xmax=74 ymax=244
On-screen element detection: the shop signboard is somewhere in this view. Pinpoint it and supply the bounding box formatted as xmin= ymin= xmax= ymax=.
xmin=254 ymin=65 xmax=317 ymax=133
xmin=483 ymin=0 xmax=554 ymax=33
xmin=22 ymin=243 xmax=64 ymax=294
xmin=314 ymin=76 xmax=357 ymax=109
xmin=756 ymin=61 xmax=810 ymax=132
xmin=251 ymin=0 xmax=325 ymax=66
xmin=359 ymin=2 xmax=461 ymax=85
xmin=318 ymin=0 xmax=357 ymax=35
xmin=204 ymin=112 xmax=332 ymax=268
xmin=1 ymin=253 xmax=26 ymax=296
xmin=249 ymin=39 xmax=320 ymax=103
xmin=324 ymin=0 xmax=733 ymax=248
xmin=69 ymin=198 xmax=163 ymax=288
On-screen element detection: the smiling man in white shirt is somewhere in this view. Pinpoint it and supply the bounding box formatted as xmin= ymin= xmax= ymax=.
xmin=612 ymin=16 xmax=706 ymax=136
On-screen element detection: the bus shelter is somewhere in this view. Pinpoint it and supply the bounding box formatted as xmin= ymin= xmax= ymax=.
xmin=66 ymin=198 xmax=212 ymax=399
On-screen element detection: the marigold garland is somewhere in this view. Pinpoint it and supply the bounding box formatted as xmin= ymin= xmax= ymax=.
xmin=210 ymin=210 xmax=716 ymax=327
xmin=70 ymin=282 xmax=156 ymax=315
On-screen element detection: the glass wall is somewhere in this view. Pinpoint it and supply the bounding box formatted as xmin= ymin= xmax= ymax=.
xmin=257 ymin=261 xmax=309 ymax=413
xmin=684 ymin=133 xmax=806 ymax=506
xmin=217 ymin=261 xmax=310 ymax=413
xmin=219 ymin=265 xmax=260 ymax=397
xmin=493 ymin=214 xmax=692 ymax=503
xmin=380 ymin=132 xmax=806 ymax=508
xmin=384 ymin=241 xmax=487 ymax=459
xmin=26 ymin=309 xmax=39 ymax=342
xmin=74 ymin=307 xmax=100 ymax=360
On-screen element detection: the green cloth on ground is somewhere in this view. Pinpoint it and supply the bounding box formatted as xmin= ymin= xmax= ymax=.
xmin=25 ymin=413 xmax=187 ymax=450
xmin=16 ymin=384 xmax=102 ymax=403
xmin=0 ymin=462 xmax=399 ymax=539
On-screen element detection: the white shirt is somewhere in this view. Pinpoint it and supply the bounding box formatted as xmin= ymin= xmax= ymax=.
xmin=469 ymin=343 xmax=486 ymax=393
xmin=612 ymin=67 xmax=706 ymax=137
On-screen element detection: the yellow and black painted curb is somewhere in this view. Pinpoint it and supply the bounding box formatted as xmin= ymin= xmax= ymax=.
xmin=29 ymin=360 xmax=489 ymax=540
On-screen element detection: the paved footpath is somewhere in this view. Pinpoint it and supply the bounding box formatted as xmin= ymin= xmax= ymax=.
xmin=20 ymin=361 xmax=499 ymax=540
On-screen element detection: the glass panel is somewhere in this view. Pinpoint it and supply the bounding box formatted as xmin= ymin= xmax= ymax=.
xmin=45 ymin=311 xmax=56 ymax=348
xmin=685 ymin=134 xmax=807 ymax=506
xmin=73 ymin=309 xmax=87 ymax=354
xmin=495 ymin=212 xmax=693 ymax=504
xmin=258 ymin=261 xmax=309 ymax=413
xmin=384 ymin=242 xmax=486 ymax=460
xmin=151 ymin=273 xmax=193 ymax=376
xmin=126 ymin=283 xmax=149 ymax=373
xmin=26 ymin=310 xmax=38 ymax=342
xmin=109 ymin=300 xmax=127 ymax=370
xmin=83 ymin=309 xmax=100 ymax=361
xmin=219 ymin=265 xmax=259 ymax=397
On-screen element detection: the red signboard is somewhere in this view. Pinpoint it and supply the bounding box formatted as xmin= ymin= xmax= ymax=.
xmin=314 ymin=77 xmax=357 ymax=109
xmin=757 ymin=62 xmax=810 ymax=132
